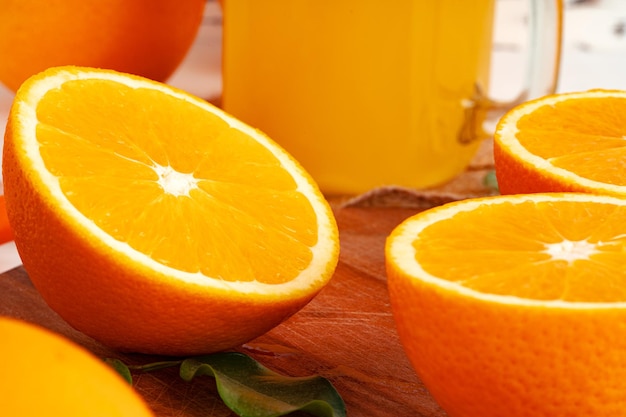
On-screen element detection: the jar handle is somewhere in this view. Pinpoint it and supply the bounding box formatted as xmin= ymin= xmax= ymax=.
xmin=461 ymin=0 xmax=563 ymax=144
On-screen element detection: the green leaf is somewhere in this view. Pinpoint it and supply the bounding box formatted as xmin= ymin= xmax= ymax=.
xmin=104 ymin=358 xmax=133 ymax=384
xmin=103 ymin=352 xmax=346 ymax=417
xmin=483 ymin=169 xmax=499 ymax=191
xmin=180 ymin=352 xmax=346 ymax=417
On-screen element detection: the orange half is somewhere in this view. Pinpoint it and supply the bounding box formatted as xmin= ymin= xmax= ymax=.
xmin=3 ymin=66 xmax=340 ymax=355
xmin=386 ymin=193 xmax=626 ymax=417
xmin=494 ymin=89 xmax=626 ymax=196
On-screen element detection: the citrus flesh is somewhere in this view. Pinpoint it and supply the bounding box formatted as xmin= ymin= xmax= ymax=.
xmin=3 ymin=66 xmax=339 ymax=355
xmin=494 ymin=89 xmax=626 ymax=196
xmin=386 ymin=193 xmax=626 ymax=417
xmin=0 ymin=0 xmax=205 ymax=91
xmin=0 ymin=316 xmax=154 ymax=416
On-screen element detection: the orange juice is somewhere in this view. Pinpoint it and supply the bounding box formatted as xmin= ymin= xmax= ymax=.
xmin=222 ymin=1 xmax=496 ymax=195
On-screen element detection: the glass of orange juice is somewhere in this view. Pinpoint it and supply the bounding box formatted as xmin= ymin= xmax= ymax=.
xmin=221 ymin=0 xmax=562 ymax=195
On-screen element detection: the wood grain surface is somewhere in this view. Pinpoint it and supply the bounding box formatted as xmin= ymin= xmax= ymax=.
xmin=0 ymin=202 xmax=457 ymax=417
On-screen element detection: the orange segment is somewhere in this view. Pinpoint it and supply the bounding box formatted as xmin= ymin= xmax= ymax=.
xmin=494 ymin=90 xmax=626 ymax=195
xmin=516 ymin=130 xmax=626 ymax=159
xmin=386 ymin=193 xmax=626 ymax=417
xmin=3 ymin=66 xmax=339 ymax=355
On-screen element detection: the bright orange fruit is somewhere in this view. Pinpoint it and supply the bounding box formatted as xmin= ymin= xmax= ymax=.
xmin=0 ymin=196 xmax=13 ymax=244
xmin=3 ymin=66 xmax=339 ymax=355
xmin=494 ymin=89 xmax=626 ymax=196
xmin=0 ymin=316 xmax=154 ymax=416
xmin=386 ymin=193 xmax=626 ymax=417
xmin=0 ymin=0 xmax=205 ymax=91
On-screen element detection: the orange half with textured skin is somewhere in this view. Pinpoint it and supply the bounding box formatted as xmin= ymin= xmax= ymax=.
xmin=494 ymin=89 xmax=626 ymax=196
xmin=3 ymin=66 xmax=339 ymax=355
xmin=0 ymin=317 xmax=154 ymax=416
xmin=386 ymin=193 xmax=626 ymax=417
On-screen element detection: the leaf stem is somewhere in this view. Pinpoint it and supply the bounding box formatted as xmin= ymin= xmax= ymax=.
xmin=127 ymin=359 xmax=183 ymax=373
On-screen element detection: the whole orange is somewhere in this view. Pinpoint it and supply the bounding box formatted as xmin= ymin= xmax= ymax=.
xmin=0 ymin=0 xmax=205 ymax=91
xmin=0 ymin=317 xmax=155 ymax=416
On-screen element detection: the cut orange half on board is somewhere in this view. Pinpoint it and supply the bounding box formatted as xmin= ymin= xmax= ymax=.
xmin=0 ymin=317 xmax=154 ymax=416
xmin=494 ymin=89 xmax=626 ymax=196
xmin=386 ymin=193 xmax=626 ymax=417
xmin=3 ymin=66 xmax=339 ymax=355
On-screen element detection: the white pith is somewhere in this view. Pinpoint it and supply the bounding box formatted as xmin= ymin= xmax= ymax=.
xmin=154 ymin=164 xmax=198 ymax=196
xmin=543 ymin=239 xmax=600 ymax=263
xmin=496 ymin=89 xmax=626 ymax=195
xmin=388 ymin=193 xmax=626 ymax=309
xmin=16 ymin=68 xmax=337 ymax=295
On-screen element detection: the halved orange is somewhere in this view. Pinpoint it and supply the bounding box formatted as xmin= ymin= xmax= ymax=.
xmin=3 ymin=66 xmax=339 ymax=355
xmin=494 ymin=89 xmax=626 ymax=196
xmin=1 ymin=316 xmax=154 ymax=416
xmin=386 ymin=193 xmax=626 ymax=417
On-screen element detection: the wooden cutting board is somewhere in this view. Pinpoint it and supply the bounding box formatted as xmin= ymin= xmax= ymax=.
xmin=0 ymin=201 xmax=454 ymax=417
